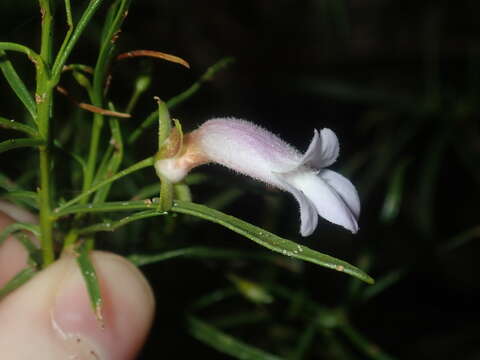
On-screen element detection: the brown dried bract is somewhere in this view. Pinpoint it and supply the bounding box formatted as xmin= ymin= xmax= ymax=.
xmin=116 ymin=50 xmax=190 ymax=69
xmin=56 ymin=86 xmax=131 ymax=118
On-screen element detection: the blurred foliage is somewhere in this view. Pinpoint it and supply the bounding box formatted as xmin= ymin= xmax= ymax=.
xmin=0 ymin=0 xmax=479 ymax=359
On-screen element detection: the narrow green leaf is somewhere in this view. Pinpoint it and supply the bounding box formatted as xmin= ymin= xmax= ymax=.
xmin=187 ymin=316 xmax=283 ymax=360
xmin=1 ymin=190 xmax=39 ymax=210
xmin=0 ymin=174 xmax=38 ymax=210
xmin=54 ymin=199 xmax=158 ymax=217
xmin=2 ymin=190 xmax=38 ymax=201
xmin=77 ymin=209 xmax=164 ymax=235
xmin=129 ymin=246 xmax=274 ymax=267
xmin=0 ymin=117 xmax=37 ymax=137
xmin=0 ymin=222 xmax=40 ymax=246
xmin=0 ymin=53 xmax=37 ymax=120
xmin=91 ymin=0 xmax=131 ymax=105
xmin=0 ymin=173 xmax=17 ymax=192
xmin=0 ymin=138 xmax=44 ymax=154
xmin=0 ymin=267 xmax=37 ymax=300
xmin=100 ymin=0 xmax=120 ymax=42
xmin=172 ymin=201 xmax=374 ymax=284
xmin=51 ymin=0 xmax=105 ymax=80
xmin=54 ymin=156 xmax=154 ymax=213
xmin=53 ymin=0 xmax=75 ymax=89
xmin=0 ymin=43 xmax=41 ymax=63
xmin=76 ymin=245 xmax=103 ymax=323
xmin=13 ymin=232 xmax=41 ymax=267
xmin=57 ymin=198 xmax=374 ymax=283
xmin=92 ymin=146 xmax=114 ymax=187
xmin=93 ymin=106 xmax=124 ymax=203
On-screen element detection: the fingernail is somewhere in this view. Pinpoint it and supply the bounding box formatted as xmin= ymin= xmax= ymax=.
xmin=52 ymin=253 xmax=155 ymax=360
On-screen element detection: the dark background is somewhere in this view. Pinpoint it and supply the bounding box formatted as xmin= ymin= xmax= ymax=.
xmin=1 ymin=1 xmax=479 ymax=359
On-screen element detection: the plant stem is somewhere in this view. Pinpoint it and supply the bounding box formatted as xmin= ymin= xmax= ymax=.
xmin=37 ymin=0 xmax=55 ymax=267
xmin=39 ymin=0 xmax=54 ymax=67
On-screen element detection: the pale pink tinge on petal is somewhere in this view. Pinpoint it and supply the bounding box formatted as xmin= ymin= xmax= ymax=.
xmin=196 ymin=118 xmax=302 ymax=185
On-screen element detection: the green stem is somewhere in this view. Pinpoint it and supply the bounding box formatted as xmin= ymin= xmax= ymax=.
xmin=158 ymin=176 xmax=173 ymax=211
xmin=39 ymin=0 xmax=54 ymax=67
xmin=37 ymin=0 xmax=55 ymax=267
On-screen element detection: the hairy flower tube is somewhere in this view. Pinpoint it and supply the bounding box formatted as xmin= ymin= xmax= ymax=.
xmin=155 ymin=118 xmax=360 ymax=236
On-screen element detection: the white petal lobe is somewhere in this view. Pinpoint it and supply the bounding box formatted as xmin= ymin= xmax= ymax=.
xmin=320 ymin=169 xmax=361 ymax=218
xmin=307 ymin=128 xmax=340 ymax=168
xmin=300 ymin=129 xmax=321 ymax=167
xmin=286 ymin=170 xmax=359 ymax=233
xmin=277 ymin=177 xmax=318 ymax=236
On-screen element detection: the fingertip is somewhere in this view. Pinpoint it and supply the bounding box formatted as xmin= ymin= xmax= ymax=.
xmin=0 ymin=251 xmax=155 ymax=360
xmin=53 ymin=251 xmax=155 ymax=360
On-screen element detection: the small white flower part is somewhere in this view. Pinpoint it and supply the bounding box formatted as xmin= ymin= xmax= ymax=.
xmin=155 ymin=117 xmax=360 ymax=236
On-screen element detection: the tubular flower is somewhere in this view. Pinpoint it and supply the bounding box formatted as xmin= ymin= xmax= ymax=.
xmin=155 ymin=118 xmax=360 ymax=236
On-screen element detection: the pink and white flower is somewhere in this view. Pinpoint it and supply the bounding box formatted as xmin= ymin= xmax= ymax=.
xmin=155 ymin=118 xmax=360 ymax=236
